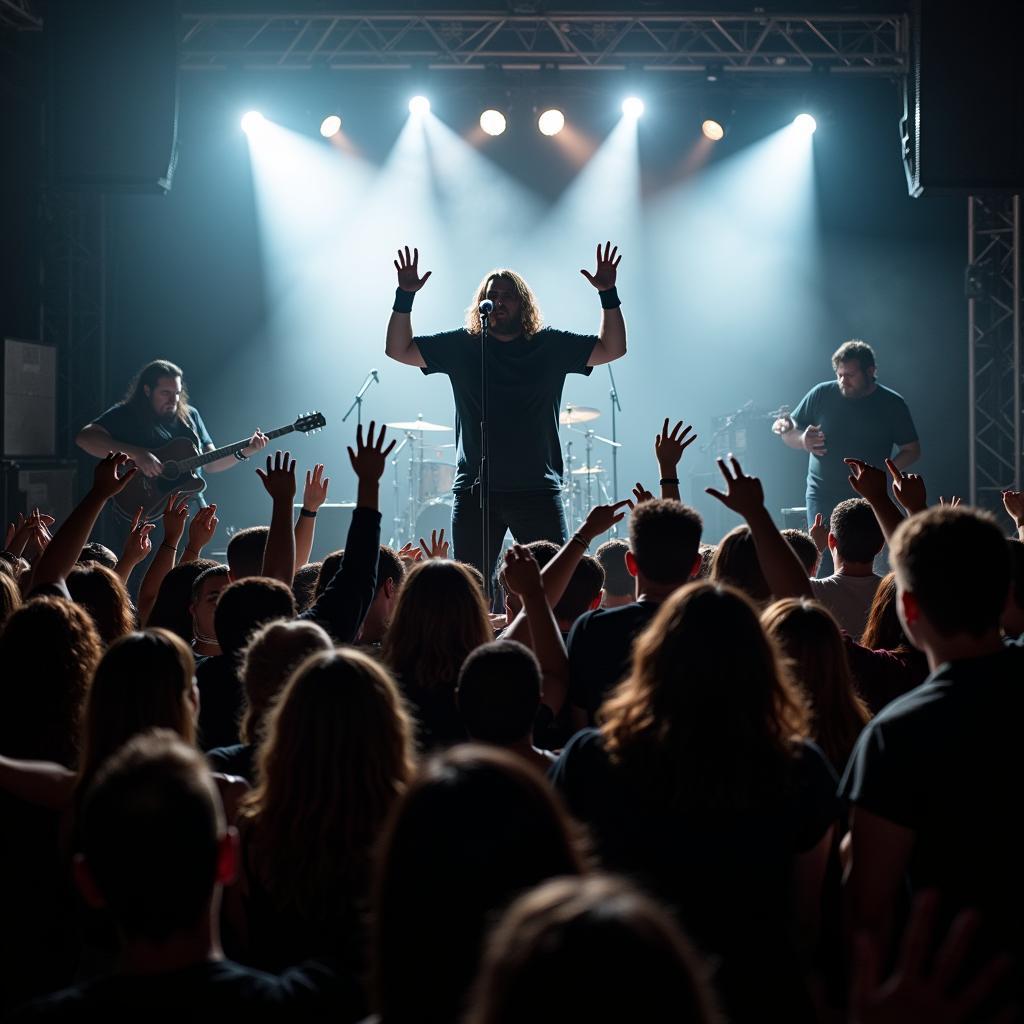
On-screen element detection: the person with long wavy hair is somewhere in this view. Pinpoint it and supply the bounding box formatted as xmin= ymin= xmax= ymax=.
xmin=844 ymin=571 xmax=929 ymax=713
xmin=384 ymin=243 xmax=627 ymax=582
xmin=761 ymin=598 xmax=870 ymax=773
xmin=233 ymin=648 xmax=415 ymax=973
xmin=371 ymin=745 xmax=587 ymax=1024
xmin=552 ymin=581 xmax=839 ymax=1023
xmin=382 ymin=559 xmax=493 ymax=748
xmin=143 ymin=558 xmax=218 ymax=641
xmin=709 ymin=524 xmax=772 ymax=605
xmin=66 ymin=563 xmax=137 ymax=646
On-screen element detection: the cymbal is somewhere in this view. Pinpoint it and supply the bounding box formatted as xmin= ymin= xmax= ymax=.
xmin=385 ymin=420 xmax=452 ymax=432
xmin=570 ymin=466 xmax=605 ymax=475
xmin=559 ymin=405 xmax=600 ymax=426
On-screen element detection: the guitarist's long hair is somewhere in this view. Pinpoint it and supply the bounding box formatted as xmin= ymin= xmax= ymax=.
xmin=125 ymin=359 xmax=194 ymax=427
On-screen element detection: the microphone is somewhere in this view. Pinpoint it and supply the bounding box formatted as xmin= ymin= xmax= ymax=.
xmin=371 ymin=368 xmax=380 ymax=383
xmin=478 ymin=299 xmax=494 ymax=315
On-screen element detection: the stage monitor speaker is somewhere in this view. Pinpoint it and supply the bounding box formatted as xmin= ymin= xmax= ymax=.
xmin=906 ymin=0 xmax=1024 ymax=195
xmin=3 ymin=338 xmax=57 ymax=458
xmin=6 ymin=463 xmax=78 ymax=526
xmin=48 ymin=0 xmax=180 ymax=193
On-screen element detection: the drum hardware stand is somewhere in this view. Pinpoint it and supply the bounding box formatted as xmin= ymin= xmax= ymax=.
xmin=607 ymin=362 xmax=622 ymax=508
xmin=388 ymin=431 xmax=413 ymax=547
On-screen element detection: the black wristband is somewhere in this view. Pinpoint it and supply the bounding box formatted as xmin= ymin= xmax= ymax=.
xmin=599 ymin=286 xmax=621 ymax=310
xmin=393 ymin=288 xmax=415 ymax=314
xmin=299 ymin=507 xmax=317 ymax=519
xmin=660 ymin=477 xmax=680 ymax=485
xmin=233 ymin=449 xmax=248 ymax=462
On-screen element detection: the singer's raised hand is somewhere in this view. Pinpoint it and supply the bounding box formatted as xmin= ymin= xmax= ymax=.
xmin=581 ymin=241 xmax=621 ymax=290
xmin=394 ymin=246 xmax=432 ymax=292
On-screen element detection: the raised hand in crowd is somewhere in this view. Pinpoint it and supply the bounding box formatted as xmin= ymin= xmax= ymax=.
xmin=115 ymin=507 xmax=156 ymax=582
xmin=256 ymin=450 xmax=297 ymax=585
xmin=4 ymin=509 xmax=55 ymax=560
xmin=631 ymin=482 xmax=654 ymax=505
xmin=845 ymin=458 xmax=905 ymax=541
xmin=137 ymin=492 xmax=191 ymax=622
xmin=295 ymin=463 xmax=330 ymax=571
xmin=31 ymin=452 xmax=136 ymax=591
xmin=396 ymin=542 xmax=423 ymax=567
xmin=348 ymin=421 xmax=396 ymax=510
xmin=810 ymin=512 xmax=829 ymax=554
xmin=706 ymin=454 xmax=811 ymax=600
xmin=886 ymin=458 xmax=927 ymax=515
xmin=1001 ymin=488 xmax=1024 ymax=540
xmin=395 ymin=245 xmax=432 ymax=292
xmin=850 ymin=891 xmax=1013 ymax=1024
xmin=579 ymin=497 xmax=633 ymax=543
xmin=654 ymin=418 xmax=696 ymax=501
xmin=419 ymin=528 xmax=449 ymax=560
xmin=938 ymin=495 xmax=962 ymax=508
xmin=183 ymin=504 xmax=218 ymax=562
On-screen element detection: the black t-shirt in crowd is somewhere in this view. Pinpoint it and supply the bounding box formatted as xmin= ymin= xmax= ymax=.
xmin=791 ymin=381 xmax=917 ymax=501
xmin=840 ymin=646 xmax=1024 ymax=963
xmin=416 ymin=327 xmax=596 ymax=492
xmin=567 ymin=601 xmax=660 ymax=721
xmin=12 ymin=958 xmax=355 ymax=1022
xmin=93 ymin=401 xmax=213 ymax=455
xmin=551 ymin=728 xmax=838 ymax=1021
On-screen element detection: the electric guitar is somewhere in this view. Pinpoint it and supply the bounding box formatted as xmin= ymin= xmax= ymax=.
xmin=112 ymin=411 xmax=327 ymax=521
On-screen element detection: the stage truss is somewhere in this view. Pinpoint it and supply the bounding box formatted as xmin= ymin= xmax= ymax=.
xmin=968 ymin=195 xmax=1023 ymax=516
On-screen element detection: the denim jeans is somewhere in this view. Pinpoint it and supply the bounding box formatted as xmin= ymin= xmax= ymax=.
xmin=451 ymin=488 xmax=568 ymax=591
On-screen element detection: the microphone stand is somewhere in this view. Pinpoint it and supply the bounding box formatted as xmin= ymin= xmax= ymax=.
xmin=478 ymin=308 xmax=493 ymax=602
xmin=607 ymin=362 xmax=622 ymax=506
xmin=342 ymin=370 xmax=379 ymax=429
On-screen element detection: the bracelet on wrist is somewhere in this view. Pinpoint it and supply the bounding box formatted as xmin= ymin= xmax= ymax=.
xmin=660 ymin=477 xmax=680 ymax=486
xmin=393 ymin=287 xmax=415 ymax=314
xmin=299 ymin=507 xmax=317 ymax=519
xmin=570 ymin=533 xmax=589 ymax=551
xmin=160 ymin=542 xmax=179 ymax=552
xmin=233 ymin=449 xmax=249 ymax=462
xmin=599 ymin=286 xmax=621 ymax=310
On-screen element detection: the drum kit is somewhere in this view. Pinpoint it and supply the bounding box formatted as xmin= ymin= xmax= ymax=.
xmin=385 ymin=405 xmax=624 ymax=548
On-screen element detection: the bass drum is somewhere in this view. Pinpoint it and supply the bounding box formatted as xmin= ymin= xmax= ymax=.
xmin=414 ymin=496 xmax=453 ymax=544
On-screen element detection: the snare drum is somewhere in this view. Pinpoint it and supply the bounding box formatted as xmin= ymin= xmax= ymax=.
xmin=418 ymin=461 xmax=456 ymax=501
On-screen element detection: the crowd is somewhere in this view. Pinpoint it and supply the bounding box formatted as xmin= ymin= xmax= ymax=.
xmin=1 ymin=415 xmax=1022 ymax=1022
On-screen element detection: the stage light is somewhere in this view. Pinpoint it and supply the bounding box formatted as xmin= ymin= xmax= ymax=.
xmin=622 ymin=96 xmax=645 ymax=119
xmin=538 ymin=108 xmax=565 ymax=137
xmin=702 ymin=118 xmax=726 ymax=142
xmin=241 ymin=110 xmax=266 ymax=134
xmin=793 ymin=113 xmax=817 ymax=135
xmin=409 ymin=95 xmax=431 ymax=116
xmin=319 ymin=115 xmax=342 ymax=138
xmin=479 ymin=109 xmax=507 ymax=136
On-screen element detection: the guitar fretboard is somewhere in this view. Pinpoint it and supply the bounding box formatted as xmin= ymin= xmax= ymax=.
xmin=177 ymin=424 xmax=297 ymax=471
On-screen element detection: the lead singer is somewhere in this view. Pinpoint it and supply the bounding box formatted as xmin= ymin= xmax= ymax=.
xmin=384 ymin=243 xmax=627 ymax=584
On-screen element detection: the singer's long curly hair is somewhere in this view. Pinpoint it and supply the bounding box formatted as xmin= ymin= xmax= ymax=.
xmin=464 ymin=270 xmax=543 ymax=339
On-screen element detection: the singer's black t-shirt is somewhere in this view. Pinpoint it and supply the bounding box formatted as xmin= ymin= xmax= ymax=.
xmin=790 ymin=382 xmax=917 ymax=502
xmin=416 ymin=327 xmax=597 ymax=492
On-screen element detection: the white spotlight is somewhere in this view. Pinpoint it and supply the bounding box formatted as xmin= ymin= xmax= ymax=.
xmin=793 ymin=113 xmax=817 ymax=135
xmin=409 ymin=95 xmax=431 ymax=116
xmin=240 ymin=110 xmax=266 ymax=135
xmin=537 ymin=108 xmax=565 ymax=137
xmin=320 ymin=114 xmax=342 ymax=138
xmin=622 ymin=96 xmax=645 ymax=119
xmin=479 ymin=109 xmax=507 ymax=137
xmin=701 ymin=118 xmax=725 ymax=142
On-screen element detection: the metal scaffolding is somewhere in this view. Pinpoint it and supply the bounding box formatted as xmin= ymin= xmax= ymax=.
xmin=175 ymin=10 xmax=907 ymax=75
xmin=968 ymin=195 xmax=1022 ymax=515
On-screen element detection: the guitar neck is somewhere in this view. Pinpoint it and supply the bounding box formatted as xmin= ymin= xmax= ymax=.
xmin=179 ymin=424 xmax=296 ymax=471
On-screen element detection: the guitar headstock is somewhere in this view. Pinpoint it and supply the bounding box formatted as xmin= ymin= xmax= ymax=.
xmin=295 ymin=411 xmax=327 ymax=434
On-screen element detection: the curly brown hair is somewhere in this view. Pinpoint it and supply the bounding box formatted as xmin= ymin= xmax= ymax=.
xmin=382 ymin=559 xmax=493 ymax=692
xmin=464 ymin=269 xmax=543 ymax=338
xmin=599 ymin=582 xmax=810 ymax=809
xmin=0 ymin=597 xmax=103 ymax=766
xmin=240 ymin=648 xmax=416 ymax=923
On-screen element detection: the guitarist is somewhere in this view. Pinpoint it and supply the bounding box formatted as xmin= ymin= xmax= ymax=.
xmin=75 ymin=359 xmax=269 ymax=494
